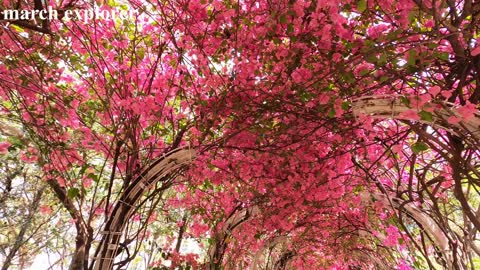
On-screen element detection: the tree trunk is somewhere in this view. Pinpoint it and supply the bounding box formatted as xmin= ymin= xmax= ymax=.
xmin=1 ymin=187 xmax=44 ymax=270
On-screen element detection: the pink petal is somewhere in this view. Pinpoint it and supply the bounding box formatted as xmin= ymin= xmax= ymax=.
xmin=442 ymin=91 xmax=452 ymax=99
xmin=447 ymin=116 xmax=461 ymax=125
xmin=428 ymin=86 xmax=441 ymax=96
xmin=472 ymin=46 xmax=480 ymax=57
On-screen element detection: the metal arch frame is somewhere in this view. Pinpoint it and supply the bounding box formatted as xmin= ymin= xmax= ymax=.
xmin=91 ymin=146 xmax=196 ymax=270
xmin=351 ymin=95 xmax=480 ymax=147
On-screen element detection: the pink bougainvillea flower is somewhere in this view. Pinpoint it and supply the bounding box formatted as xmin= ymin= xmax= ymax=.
xmin=471 ymin=46 xmax=480 ymax=57
xmin=57 ymin=177 xmax=66 ymax=187
xmin=397 ymin=260 xmax=412 ymax=270
xmin=384 ymin=225 xmax=400 ymax=247
xmin=447 ymin=116 xmax=461 ymax=125
xmin=40 ymin=205 xmax=52 ymax=215
xmin=398 ymin=109 xmax=420 ymax=121
xmin=83 ymin=177 xmax=93 ymax=188
xmin=428 ymin=86 xmax=441 ymax=97
xmin=457 ymin=102 xmax=477 ymax=121
xmin=0 ymin=141 xmax=10 ymax=154
xmin=442 ymin=90 xmax=452 ymax=99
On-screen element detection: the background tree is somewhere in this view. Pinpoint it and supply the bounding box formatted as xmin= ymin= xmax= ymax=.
xmin=1 ymin=0 xmax=480 ymax=269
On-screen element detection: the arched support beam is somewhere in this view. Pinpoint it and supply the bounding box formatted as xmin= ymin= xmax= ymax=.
xmin=251 ymin=236 xmax=291 ymax=270
xmin=206 ymin=205 xmax=260 ymax=269
xmin=91 ymin=147 xmax=195 ymax=270
xmin=352 ymin=95 xmax=479 ymax=269
xmin=351 ymin=95 xmax=480 ymax=147
xmin=363 ymin=192 xmax=462 ymax=269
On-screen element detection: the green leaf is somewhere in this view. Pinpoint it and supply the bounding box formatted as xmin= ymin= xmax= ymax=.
xmin=379 ymin=76 xmax=389 ymax=83
xmin=400 ymin=96 xmax=411 ymax=108
xmin=364 ymin=39 xmax=375 ymax=48
xmin=411 ymin=142 xmax=428 ymax=154
xmin=407 ymin=50 xmax=417 ymax=66
xmin=341 ymin=101 xmax=350 ymax=110
xmin=473 ymin=257 xmax=480 ymax=269
xmin=328 ymin=108 xmax=336 ymax=118
xmin=20 ymin=75 xmax=29 ymax=86
xmin=419 ymin=110 xmax=433 ymax=122
xmin=137 ymin=48 xmax=145 ymax=61
xmin=343 ymin=71 xmax=355 ymax=83
xmin=11 ymin=24 xmax=24 ymax=32
xmin=365 ymin=53 xmax=377 ymax=64
xmin=359 ymin=69 xmax=370 ymax=76
xmin=87 ymin=173 xmax=99 ymax=182
xmin=287 ymin=24 xmax=294 ymax=34
xmin=407 ymin=11 xmax=416 ymax=24
xmin=386 ymin=31 xmax=398 ymax=40
xmin=438 ymin=52 xmax=449 ymax=61
xmin=67 ymin=188 xmax=80 ymax=199
xmin=378 ymin=54 xmax=387 ymax=66
xmin=8 ymin=136 xmax=23 ymax=148
xmin=79 ymin=165 xmax=88 ymax=175
xmin=358 ymin=0 xmax=367 ymax=12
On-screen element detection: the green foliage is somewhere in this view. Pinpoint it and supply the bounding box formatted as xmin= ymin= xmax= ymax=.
xmin=419 ymin=111 xmax=433 ymax=122
xmin=411 ymin=142 xmax=429 ymax=154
